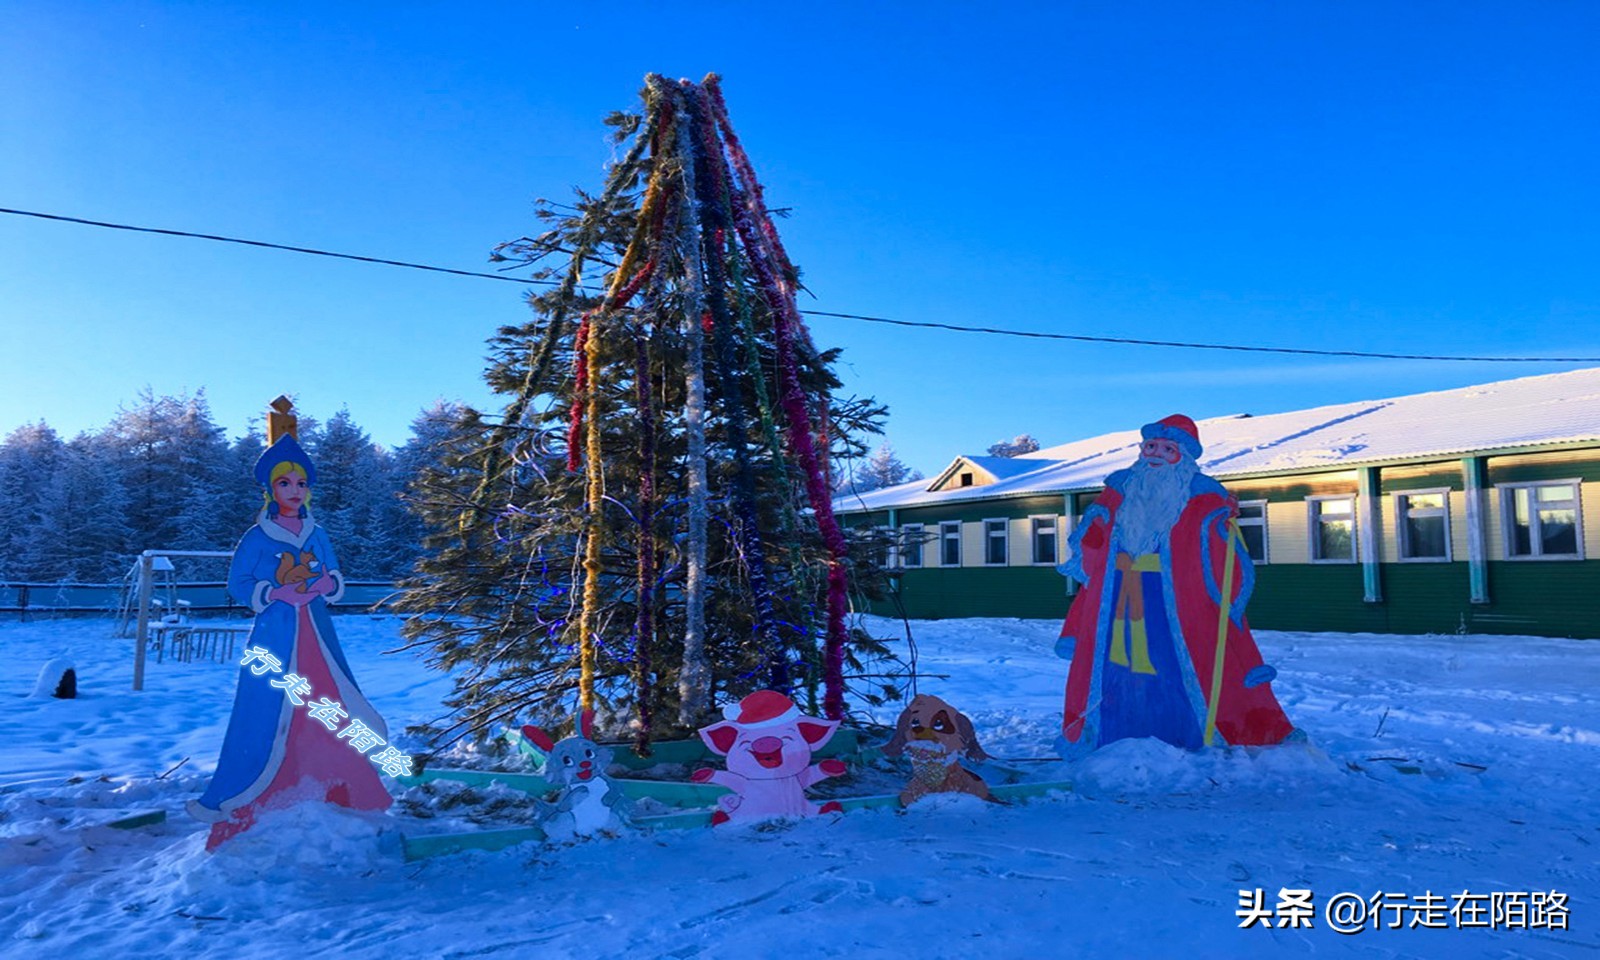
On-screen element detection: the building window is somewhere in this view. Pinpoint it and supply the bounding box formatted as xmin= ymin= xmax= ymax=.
xmin=959 ymin=472 xmax=974 ymax=487
xmin=1308 ymin=496 xmax=1356 ymax=563
xmin=1396 ymin=490 xmax=1451 ymax=561
xmin=873 ymin=526 xmax=895 ymax=569
xmin=984 ymin=519 xmax=1008 ymax=565
xmin=1501 ymin=481 xmax=1584 ymax=559
xmin=940 ymin=522 xmax=962 ymax=566
xmin=899 ymin=523 xmax=924 ymax=568
xmin=1031 ymin=516 xmax=1058 ymax=565
xmin=1235 ymin=500 xmax=1268 ymax=563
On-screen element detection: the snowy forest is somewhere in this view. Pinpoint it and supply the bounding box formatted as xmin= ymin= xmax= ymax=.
xmin=0 ymin=389 xmax=461 ymax=584
xmin=0 ymin=386 xmax=928 ymax=588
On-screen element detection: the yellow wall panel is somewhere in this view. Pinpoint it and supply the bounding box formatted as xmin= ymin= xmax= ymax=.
xmin=1008 ymin=518 xmax=1030 ymax=566
xmin=963 ymin=520 xmax=987 ymax=568
xmin=1267 ymin=500 xmax=1308 ymax=565
xmin=1584 ymin=482 xmax=1600 ymax=553
xmin=1449 ymin=490 xmax=1470 ymax=561
xmin=1378 ymin=495 xmax=1398 ymax=563
xmin=1485 ymin=488 xmax=1505 ymax=559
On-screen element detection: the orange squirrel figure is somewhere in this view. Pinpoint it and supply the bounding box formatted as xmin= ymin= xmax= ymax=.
xmin=275 ymin=551 xmax=319 ymax=593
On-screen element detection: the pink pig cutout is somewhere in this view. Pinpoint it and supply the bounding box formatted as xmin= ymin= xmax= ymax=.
xmin=692 ymin=690 xmax=847 ymax=824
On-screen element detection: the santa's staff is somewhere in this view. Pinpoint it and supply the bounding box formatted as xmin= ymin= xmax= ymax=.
xmin=1203 ymin=514 xmax=1241 ymax=747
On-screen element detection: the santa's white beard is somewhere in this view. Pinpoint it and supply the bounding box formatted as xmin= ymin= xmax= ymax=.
xmin=1115 ymin=455 xmax=1199 ymax=555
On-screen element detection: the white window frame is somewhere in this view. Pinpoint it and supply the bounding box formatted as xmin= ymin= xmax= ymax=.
xmin=938 ymin=521 xmax=962 ymax=566
xmin=1029 ymin=515 xmax=1059 ymax=566
xmin=983 ymin=518 xmax=1009 ymax=566
xmin=1307 ymin=495 xmax=1358 ymax=564
xmin=1394 ymin=488 xmax=1452 ymax=562
xmin=873 ymin=525 xmax=896 ymax=569
xmin=899 ymin=523 xmax=924 ymax=568
xmin=1235 ymin=499 xmax=1269 ymax=564
xmin=1498 ymin=480 xmax=1585 ymax=561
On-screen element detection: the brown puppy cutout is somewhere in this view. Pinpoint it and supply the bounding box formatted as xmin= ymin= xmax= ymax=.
xmin=882 ymin=694 xmax=992 ymax=806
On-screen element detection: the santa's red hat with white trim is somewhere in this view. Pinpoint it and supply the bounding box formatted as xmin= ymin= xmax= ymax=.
xmin=722 ymin=690 xmax=801 ymax=728
xmin=1140 ymin=414 xmax=1202 ymax=459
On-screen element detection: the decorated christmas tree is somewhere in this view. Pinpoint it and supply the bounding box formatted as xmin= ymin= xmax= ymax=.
xmin=397 ymin=74 xmax=901 ymax=754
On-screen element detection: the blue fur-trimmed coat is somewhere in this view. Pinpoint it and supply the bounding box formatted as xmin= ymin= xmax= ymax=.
xmin=196 ymin=509 xmax=386 ymax=815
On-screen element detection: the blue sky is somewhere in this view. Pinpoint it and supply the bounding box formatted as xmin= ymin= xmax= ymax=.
xmin=4 ymin=3 xmax=1598 ymax=475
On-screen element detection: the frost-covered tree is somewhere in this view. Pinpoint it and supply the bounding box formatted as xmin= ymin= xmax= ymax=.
xmin=306 ymin=407 xmax=393 ymax=579
xmin=27 ymin=435 xmax=133 ymax=582
xmin=101 ymin=389 xmax=233 ymax=560
xmin=0 ymin=422 xmax=66 ymax=581
xmin=987 ymin=434 xmax=1041 ymax=458
xmin=841 ymin=441 xmax=924 ymax=494
xmin=375 ymin=400 xmax=465 ymax=579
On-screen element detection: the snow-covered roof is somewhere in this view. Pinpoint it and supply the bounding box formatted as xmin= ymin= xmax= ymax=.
xmin=957 ymin=455 xmax=1051 ymax=480
xmin=835 ymin=367 xmax=1600 ymax=513
xmin=922 ymin=453 xmax=1056 ymax=492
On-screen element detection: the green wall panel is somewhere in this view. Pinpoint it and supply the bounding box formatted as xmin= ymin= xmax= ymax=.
xmin=1379 ymin=469 xmax=1463 ymax=493
xmin=1246 ymin=564 xmax=1388 ymax=634
xmin=863 ymin=566 xmax=1073 ymax=620
xmin=896 ymin=496 xmax=1065 ymax=526
xmin=1487 ymin=458 xmax=1600 ymax=485
xmin=1464 ymin=561 xmax=1600 ymax=638
xmin=1222 ymin=481 xmax=1357 ymax=504
xmin=1199 ymin=560 xmax=1600 ymax=639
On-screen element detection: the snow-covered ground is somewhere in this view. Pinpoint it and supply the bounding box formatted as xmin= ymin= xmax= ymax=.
xmin=1 ymin=614 xmax=1595 ymax=959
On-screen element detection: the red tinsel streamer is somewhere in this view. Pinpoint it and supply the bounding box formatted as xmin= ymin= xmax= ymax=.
xmin=718 ymin=140 xmax=852 ymax=718
xmin=704 ymin=77 xmax=798 ymax=291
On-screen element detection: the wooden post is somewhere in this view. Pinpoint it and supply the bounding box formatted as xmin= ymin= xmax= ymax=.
xmin=1462 ymin=455 xmax=1491 ymax=604
xmin=1063 ymin=493 xmax=1078 ymax=596
xmin=887 ymin=508 xmax=898 ymax=568
xmin=1357 ymin=466 xmax=1383 ymax=603
xmin=132 ymin=552 xmax=154 ymax=691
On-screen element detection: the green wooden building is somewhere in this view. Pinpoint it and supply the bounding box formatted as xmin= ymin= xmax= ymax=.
xmin=835 ymin=369 xmax=1600 ymax=639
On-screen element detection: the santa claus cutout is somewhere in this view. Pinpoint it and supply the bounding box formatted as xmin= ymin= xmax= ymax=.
xmin=1055 ymin=414 xmax=1299 ymax=756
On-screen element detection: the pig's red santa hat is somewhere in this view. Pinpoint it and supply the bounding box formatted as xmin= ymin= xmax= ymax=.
xmin=722 ymin=690 xmax=803 ymax=728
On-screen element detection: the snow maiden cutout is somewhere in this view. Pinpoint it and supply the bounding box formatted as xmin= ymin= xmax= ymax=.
xmin=693 ymin=691 xmax=846 ymax=824
xmin=187 ymin=399 xmax=395 ymax=850
xmin=882 ymin=694 xmax=992 ymax=806
xmin=1055 ymin=415 xmax=1298 ymax=756
xmin=519 ymin=711 xmax=624 ymax=838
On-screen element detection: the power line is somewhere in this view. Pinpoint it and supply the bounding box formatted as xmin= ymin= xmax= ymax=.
xmin=0 ymin=207 xmax=546 ymax=286
xmin=4 ymin=205 xmax=1597 ymax=364
xmin=802 ymin=311 xmax=1600 ymax=363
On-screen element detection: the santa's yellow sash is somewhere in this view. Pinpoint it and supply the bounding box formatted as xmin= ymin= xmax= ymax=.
xmin=1110 ymin=552 xmax=1161 ymax=675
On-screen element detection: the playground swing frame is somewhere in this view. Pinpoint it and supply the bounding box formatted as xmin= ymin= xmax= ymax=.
xmin=128 ymin=549 xmax=250 ymax=691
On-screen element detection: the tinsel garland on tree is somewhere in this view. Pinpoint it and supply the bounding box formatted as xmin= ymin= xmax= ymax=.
xmin=395 ymin=74 xmax=904 ymax=753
